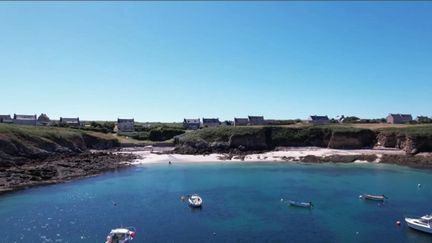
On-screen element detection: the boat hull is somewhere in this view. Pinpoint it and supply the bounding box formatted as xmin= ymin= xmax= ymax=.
xmin=405 ymin=218 xmax=432 ymax=234
xmin=288 ymin=200 xmax=312 ymax=208
xmin=363 ymin=195 xmax=385 ymax=201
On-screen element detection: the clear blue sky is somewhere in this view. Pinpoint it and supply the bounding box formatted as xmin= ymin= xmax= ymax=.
xmin=1 ymin=2 xmax=431 ymax=122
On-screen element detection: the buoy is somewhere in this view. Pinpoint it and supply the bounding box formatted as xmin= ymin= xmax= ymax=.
xmin=213 ymin=232 xmax=216 ymax=236
xmin=280 ymin=198 xmax=284 ymax=202
xmin=359 ymin=195 xmax=363 ymax=199
xmin=396 ymin=221 xmax=401 ymax=226
xmin=418 ymin=183 xmax=422 ymax=188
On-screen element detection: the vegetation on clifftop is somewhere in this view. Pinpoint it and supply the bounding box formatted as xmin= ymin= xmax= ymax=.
xmin=0 ymin=124 xmax=120 ymax=163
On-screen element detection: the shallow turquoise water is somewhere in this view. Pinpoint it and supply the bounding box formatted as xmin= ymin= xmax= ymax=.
xmin=0 ymin=162 xmax=431 ymax=243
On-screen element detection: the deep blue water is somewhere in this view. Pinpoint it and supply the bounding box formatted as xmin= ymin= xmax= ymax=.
xmin=0 ymin=162 xmax=431 ymax=243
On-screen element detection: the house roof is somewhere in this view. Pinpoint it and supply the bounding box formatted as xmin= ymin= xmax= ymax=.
xmin=38 ymin=113 xmax=50 ymax=122
xmin=309 ymin=115 xmax=329 ymax=121
xmin=118 ymin=118 xmax=134 ymax=123
xmin=388 ymin=113 xmax=412 ymax=119
xmin=184 ymin=118 xmax=200 ymax=124
xmin=0 ymin=115 xmax=12 ymax=120
xmin=202 ymin=118 xmax=220 ymax=123
xmin=234 ymin=118 xmax=249 ymax=123
xmin=248 ymin=116 xmax=264 ymax=120
xmin=14 ymin=114 xmax=37 ymax=120
xmin=60 ymin=117 xmax=80 ymax=123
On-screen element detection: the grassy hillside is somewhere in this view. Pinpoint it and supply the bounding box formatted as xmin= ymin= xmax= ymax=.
xmin=0 ymin=124 xmax=120 ymax=163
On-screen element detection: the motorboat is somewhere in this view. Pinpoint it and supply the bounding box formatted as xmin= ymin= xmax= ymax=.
xmin=359 ymin=194 xmax=387 ymax=201
xmin=288 ymin=200 xmax=313 ymax=208
xmin=188 ymin=194 xmax=203 ymax=208
xmin=105 ymin=227 xmax=136 ymax=243
xmin=405 ymin=214 xmax=432 ymax=234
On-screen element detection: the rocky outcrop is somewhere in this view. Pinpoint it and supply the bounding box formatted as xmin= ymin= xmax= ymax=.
xmin=0 ymin=152 xmax=137 ymax=194
xmin=0 ymin=131 xmax=120 ymax=165
xmin=175 ymin=127 xmax=377 ymax=154
xmin=228 ymin=129 xmax=269 ymax=150
xmin=379 ymin=154 xmax=432 ymax=168
xmin=377 ymin=132 xmax=432 ymax=154
xmin=327 ymin=130 xmax=376 ymax=149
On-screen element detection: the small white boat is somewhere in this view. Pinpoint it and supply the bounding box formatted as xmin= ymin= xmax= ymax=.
xmin=105 ymin=227 xmax=136 ymax=243
xmin=359 ymin=194 xmax=387 ymax=201
xmin=405 ymin=214 xmax=432 ymax=234
xmin=288 ymin=200 xmax=313 ymax=208
xmin=188 ymin=194 xmax=203 ymax=208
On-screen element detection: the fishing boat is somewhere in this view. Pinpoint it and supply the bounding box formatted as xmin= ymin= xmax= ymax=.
xmin=105 ymin=227 xmax=136 ymax=243
xmin=188 ymin=194 xmax=203 ymax=208
xmin=405 ymin=214 xmax=432 ymax=234
xmin=359 ymin=194 xmax=387 ymax=201
xmin=288 ymin=200 xmax=313 ymax=208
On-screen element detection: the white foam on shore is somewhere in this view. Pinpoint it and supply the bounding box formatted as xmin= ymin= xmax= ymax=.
xmin=122 ymin=147 xmax=405 ymax=165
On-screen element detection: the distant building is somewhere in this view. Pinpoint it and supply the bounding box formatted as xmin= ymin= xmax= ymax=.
xmin=202 ymin=118 xmax=220 ymax=128
xmin=307 ymin=115 xmax=330 ymax=125
xmin=117 ymin=118 xmax=135 ymax=132
xmin=416 ymin=116 xmax=432 ymax=123
xmin=60 ymin=117 xmax=81 ymax=127
xmin=0 ymin=115 xmax=13 ymax=123
xmin=13 ymin=114 xmax=37 ymax=126
xmin=386 ymin=114 xmax=412 ymax=124
xmin=183 ymin=118 xmax=201 ymax=130
xmin=37 ymin=113 xmax=51 ymax=126
xmin=248 ymin=116 xmax=265 ymax=126
xmin=234 ymin=118 xmax=248 ymax=126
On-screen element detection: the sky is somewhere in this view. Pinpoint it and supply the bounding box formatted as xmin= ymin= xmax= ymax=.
xmin=0 ymin=2 xmax=431 ymax=122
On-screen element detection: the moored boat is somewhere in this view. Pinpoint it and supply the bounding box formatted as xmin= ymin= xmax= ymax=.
xmin=405 ymin=214 xmax=432 ymax=234
xmin=188 ymin=194 xmax=203 ymax=208
xmin=359 ymin=194 xmax=387 ymax=201
xmin=288 ymin=200 xmax=313 ymax=208
xmin=105 ymin=227 xmax=136 ymax=243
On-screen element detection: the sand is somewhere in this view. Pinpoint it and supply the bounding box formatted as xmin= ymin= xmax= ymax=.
xmin=121 ymin=147 xmax=406 ymax=165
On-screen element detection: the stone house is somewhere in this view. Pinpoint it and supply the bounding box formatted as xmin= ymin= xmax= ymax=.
xmin=234 ymin=118 xmax=249 ymax=126
xmin=117 ymin=118 xmax=135 ymax=132
xmin=248 ymin=116 xmax=265 ymax=126
xmin=202 ymin=118 xmax=220 ymax=128
xmin=183 ymin=118 xmax=201 ymax=130
xmin=386 ymin=114 xmax=412 ymax=124
xmin=13 ymin=114 xmax=37 ymax=125
xmin=307 ymin=115 xmax=330 ymax=125
xmin=37 ymin=113 xmax=51 ymax=126
xmin=0 ymin=115 xmax=13 ymax=123
xmin=60 ymin=117 xmax=81 ymax=127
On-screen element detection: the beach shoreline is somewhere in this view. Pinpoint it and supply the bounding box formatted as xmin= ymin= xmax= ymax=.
xmin=124 ymin=146 xmax=412 ymax=164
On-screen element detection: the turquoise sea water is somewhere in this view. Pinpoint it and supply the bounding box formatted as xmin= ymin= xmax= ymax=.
xmin=0 ymin=162 xmax=431 ymax=243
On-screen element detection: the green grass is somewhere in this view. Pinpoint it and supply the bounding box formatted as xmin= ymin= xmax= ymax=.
xmin=177 ymin=126 xmax=262 ymax=143
xmin=0 ymin=123 xmax=116 ymax=141
xmin=378 ymin=124 xmax=432 ymax=136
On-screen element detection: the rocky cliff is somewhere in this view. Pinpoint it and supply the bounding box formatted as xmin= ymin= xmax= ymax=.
xmin=377 ymin=127 xmax=432 ymax=154
xmin=0 ymin=125 xmax=120 ymax=165
xmin=174 ymin=126 xmax=378 ymax=154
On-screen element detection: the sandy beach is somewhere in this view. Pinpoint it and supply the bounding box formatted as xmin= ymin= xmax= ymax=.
xmin=121 ymin=147 xmax=406 ymax=165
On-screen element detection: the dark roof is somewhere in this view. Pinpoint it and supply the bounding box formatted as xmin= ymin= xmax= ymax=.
xmin=248 ymin=116 xmax=264 ymax=120
xmin=38 ymin=113 xmax=50 ymax=122
xmin=388 ymin=113 xmax=412 ymax=119
xmin=309 ymin=115 xmax=329 ymax=121
xmin=202 ymin=118 xmax=220 ymax=123
xmin=118 ymin=118 xmax=134 ymax=123
xmin=234 ymin=118 xmax=248 ymax=122
xmin=184 ymin=118 xmax=200 ymax=124
xmin=0 ymin=115 xmax=12 ymax=119
xmin=14 ymin=114 xmax=37 ymax=120
xmin=60 ymin=117 xmax=80 ymax=123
